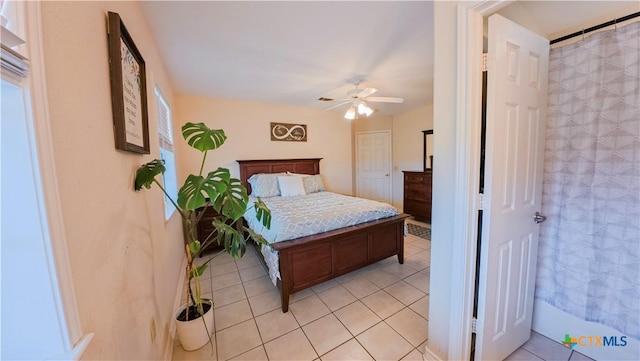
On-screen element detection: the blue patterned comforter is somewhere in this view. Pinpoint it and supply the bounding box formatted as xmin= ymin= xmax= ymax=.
xmin=243 ymin=191 xmax=400 ymax=284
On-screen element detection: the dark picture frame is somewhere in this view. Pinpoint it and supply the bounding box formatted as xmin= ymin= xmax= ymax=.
xmin=270 ymin=122 xmax=307 ymax=142
xmin=423 ymin=129 xmax=433 ymax=171
xmin=107 ymin=11 xmax=150 ymax=154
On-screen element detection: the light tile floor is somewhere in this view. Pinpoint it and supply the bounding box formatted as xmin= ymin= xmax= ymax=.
xmin=504 ymin=331 xmax=595 ymax=361
xmin=172 ymin=219 xmax=594 ymax=361
xmin=172 ymin=221 xmax=431 ymax=361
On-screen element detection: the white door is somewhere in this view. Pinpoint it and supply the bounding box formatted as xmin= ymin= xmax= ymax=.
xmin=356 ymin=131 xmax=392 ymax=203
xmin=475 ymin=14 xmax=549 ymax=361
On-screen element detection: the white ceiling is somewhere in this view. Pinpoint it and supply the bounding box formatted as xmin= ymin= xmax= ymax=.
xmin=140 ymin=1 xmax=638 ymax=118
xmin=140 ymin=1 xmax=434 ymax=118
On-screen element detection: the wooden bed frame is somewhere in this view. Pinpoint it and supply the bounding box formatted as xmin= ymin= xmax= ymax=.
xmin=237 ymin=158 xmax=410 ymax=312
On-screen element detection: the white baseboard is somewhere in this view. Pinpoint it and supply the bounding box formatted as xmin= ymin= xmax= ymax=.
xmin=163 ymin=257 xmax=187 ymax=361
xmin=423 ymin=344 xmax=444 ymax=361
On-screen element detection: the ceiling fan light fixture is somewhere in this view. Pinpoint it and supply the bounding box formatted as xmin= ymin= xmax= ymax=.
xmin=344 ymin=104 xmax=356 ymax=120
xmin=328 ymin=83 xmax=401 ymax=119
xmin=357 ymin=101 xmax=373 ymax=117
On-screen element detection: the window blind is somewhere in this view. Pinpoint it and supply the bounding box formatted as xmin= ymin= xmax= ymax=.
xmin=1 ymin=44 xmax=28 ymax=78
xmin=155 ymin=89 xmax=173 ymax=151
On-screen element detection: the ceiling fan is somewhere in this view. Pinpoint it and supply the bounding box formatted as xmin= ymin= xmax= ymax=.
xmin=319 ymin=83 xmax=404 ymax=119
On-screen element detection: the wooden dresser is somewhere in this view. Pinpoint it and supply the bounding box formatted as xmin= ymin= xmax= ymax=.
xmin=403 ymin=170 xmax=432 ymax=223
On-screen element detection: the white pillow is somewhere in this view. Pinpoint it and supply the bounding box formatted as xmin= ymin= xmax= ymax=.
xmin=285 ymin=172 xmax=326 ymax=193
xmin=277 ymin=176 xmax=306 ymax=197
xmin=248 ymin=173 xmax=285 ymax=197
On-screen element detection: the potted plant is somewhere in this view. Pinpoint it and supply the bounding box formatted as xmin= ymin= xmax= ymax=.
xmin=134 ymin=122 xmax=271 ymax=351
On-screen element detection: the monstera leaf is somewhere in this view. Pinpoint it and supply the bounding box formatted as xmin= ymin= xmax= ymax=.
xmin=177 ymin=168 xmax=231 ymax=211
xmin=212 ymin=219 xmax=246 ymax=258
xmin=134 ymin=159 xmax=165 ymax=191
xmin=182 ymin=122 xmax=227 ymax=152
xmin=188 ymin=240 xmax=202 ymax=255
xmin=212 ymin=177 xmax=249 ymax=222
xmin=243 ymin=226 xmax=269 ymax=248
xmin=194 ymin=263 xmax=208 ymax=277
xmin=253 ymin=198 xmax=272 ymax=229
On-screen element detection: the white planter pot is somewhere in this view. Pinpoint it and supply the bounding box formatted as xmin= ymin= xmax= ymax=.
xmin=175 ymin=299 xmax=214 ymax=351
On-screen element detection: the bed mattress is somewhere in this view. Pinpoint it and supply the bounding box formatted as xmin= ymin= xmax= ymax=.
xmin=243 ymin=191 xmax=400 ymax=284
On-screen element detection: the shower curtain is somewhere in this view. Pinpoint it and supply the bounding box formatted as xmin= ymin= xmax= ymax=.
xmin=535 ymin=21 xmax=639 ymax=340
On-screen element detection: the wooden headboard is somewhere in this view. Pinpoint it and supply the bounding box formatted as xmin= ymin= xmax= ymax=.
xmin=236 ymin=158 xmax=322 ymax=194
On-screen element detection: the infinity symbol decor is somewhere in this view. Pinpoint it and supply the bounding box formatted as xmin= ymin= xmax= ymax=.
xmin=270 ymin=122 xmax=307 ymax=142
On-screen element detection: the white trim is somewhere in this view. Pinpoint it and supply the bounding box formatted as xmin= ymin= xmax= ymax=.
xmin=422 ymin=345 xmax=444 ymax=361
xmin=65 ymin=333 xmax=95 ymax=361
xmin=24 ymin=1 xmax=92 ymax=356
xmin=165 ymin=256 xmax=188 ymax=360
xmin=424 ymin=1 xmax=514 ymax=359
xmin=443 ymin=5 xmax=484 ymax=360
xmin=354 ymin=130 xmax=393 ymax=203
xmin=469 ymin=0 xmax=515 ymax=15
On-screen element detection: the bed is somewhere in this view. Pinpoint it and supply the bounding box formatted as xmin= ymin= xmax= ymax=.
xmin=237 ymin=158 xmax=410 ymax=312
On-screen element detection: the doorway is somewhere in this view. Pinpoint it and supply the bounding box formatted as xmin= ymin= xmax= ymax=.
xmin=424 ymin=3 xmax=547 ymax=361
xmin=355 ymin=130 xmax=392 ymax=203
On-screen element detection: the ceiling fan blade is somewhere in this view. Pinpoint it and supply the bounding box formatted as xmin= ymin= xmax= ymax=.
xmin=357 ymin=87 xmax=378 ymax=98
xmin=366 ymin=96 xmax=404 ymax=103
xmin=323 ymin=101 xmax=352 ymax=111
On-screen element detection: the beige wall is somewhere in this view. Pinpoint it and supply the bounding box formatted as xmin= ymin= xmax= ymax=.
xmin=347 ymin=107 xmax=433 ymax=208
xmin=391 ymin=105 xmax=433 ymax=208
xmin=41 ymin=1 xmax=183 ymax=359
xmin=175 ymin=95 xmax=353 ymax=194
xmin=351 ymin=115 xmax=394 ymax=133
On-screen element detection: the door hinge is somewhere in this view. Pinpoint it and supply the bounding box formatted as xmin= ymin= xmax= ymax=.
xmin=482 ymin=53 xmax=488 ymax=72
xmin=477 ymin=193 xmax=484 ymax=210
xmin=472 ymin=317 xmax=478 ymax=333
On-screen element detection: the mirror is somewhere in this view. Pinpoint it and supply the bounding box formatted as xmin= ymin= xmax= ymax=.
xmin=423 ymin=129 xmax=433 ymax=171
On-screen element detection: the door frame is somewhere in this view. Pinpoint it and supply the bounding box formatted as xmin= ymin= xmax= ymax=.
xmin=354 ymin=130 xmax=392 ymax=202
xmin=423 ymin=1 xmax=516 ymax=360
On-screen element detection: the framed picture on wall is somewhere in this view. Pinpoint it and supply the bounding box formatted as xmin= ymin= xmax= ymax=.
xmin=107 ymin=11 xmax=150 ymax=154
xmin=270 ymin=122 xmax=307 ymax=141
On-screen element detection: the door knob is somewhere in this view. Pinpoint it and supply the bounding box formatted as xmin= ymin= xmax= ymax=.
xmin=533 ymin=212 xmax=546 ymax=224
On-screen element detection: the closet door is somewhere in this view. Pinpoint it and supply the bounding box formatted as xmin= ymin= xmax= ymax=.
xmin=475 ymin=14 xmax=549 ymax=361
xmin=356 ymin=130 xmax=392 ymax=203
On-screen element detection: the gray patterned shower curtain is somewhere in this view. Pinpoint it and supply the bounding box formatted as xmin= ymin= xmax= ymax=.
xmin=535 ymin=21 xmax=640 ymax=340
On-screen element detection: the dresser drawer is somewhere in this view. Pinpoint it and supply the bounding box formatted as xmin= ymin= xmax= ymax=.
xmin=404 ymin=186 xmax=431 ymax=200
xmin=403 ymin=200 xmax=431 ymax=223
xmin=404 ymin=199 xmax=428 ymax=213
xmin=403 ymin=170 xmax=432 ymax=223
xmin=405 ymin=174 xmax=428 ymax=184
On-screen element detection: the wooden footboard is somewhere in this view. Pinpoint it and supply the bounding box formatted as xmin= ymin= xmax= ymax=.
xmin=237 ymin=158 xmax=409 ymax=312
xmin=271 ymin=214 xmax=409 ymax=312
